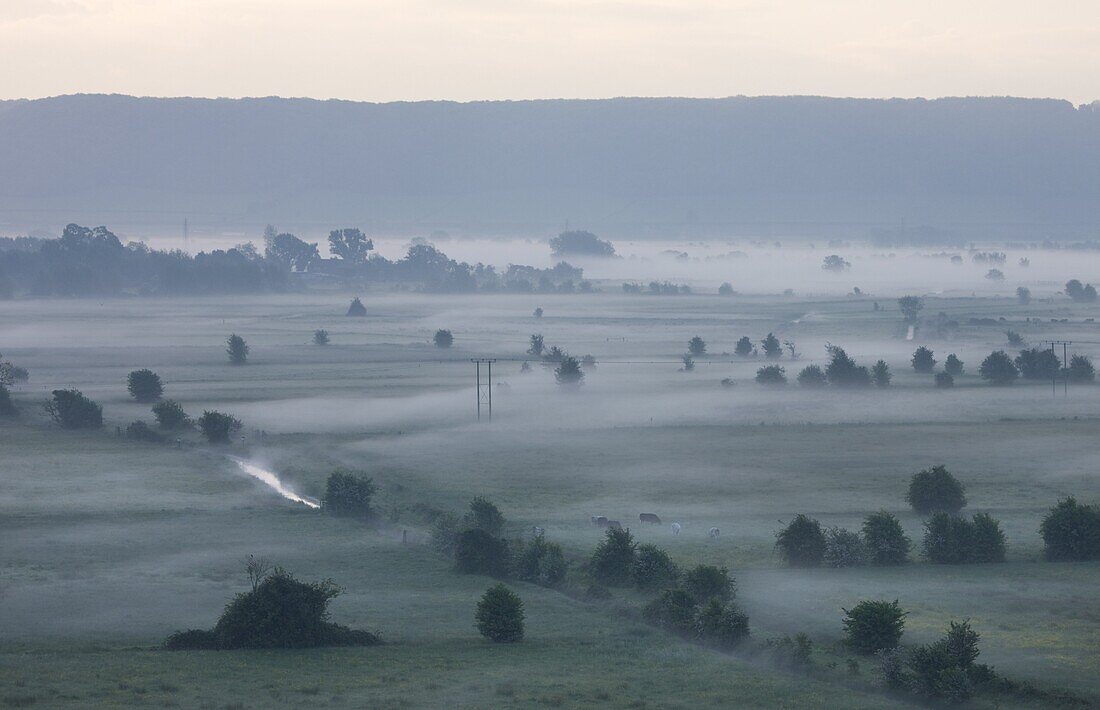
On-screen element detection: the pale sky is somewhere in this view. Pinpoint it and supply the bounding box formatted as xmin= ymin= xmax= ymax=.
xmin=1 ymin=0 xmax=1098 ymax=103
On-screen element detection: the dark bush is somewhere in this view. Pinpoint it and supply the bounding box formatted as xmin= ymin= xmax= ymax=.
xmin=197 ymin=410 xmax=241 ymax=443
xmin=843 ymin=600 xmax=906 ymax=654
xmin=476 ymin=583 xmax=525 ymax=642
xmin=904 ymin=620 xmax=984 ymax=704
xmin=922 ymin=513 xmax=1006 ymax=564
xmin=755 ymin=365 xmax=786 ymax=385
xmin=797 ymin=365 xmax=827 ymax=388
xmin=555 ymin=356 xmax=584 ymax=387
xmin=434 ymin=329 xmax=454 ymax=348
xmin=127 ymin=369 xmax=163 ymax=402
xmin=642 ymin=588 xmax=697 ymax=635
xmin=871 ymin=360 xmax=891 ymax=388
xmin=935 ymin=372 xmax=955 ymax=388
xmin=682 ymin=565 xmax=735 ymax=604
xmin=226 ymin=333 xmax=249 ymax=365
xmin=590 ymin=527 xmax=636 ymax=586
xmin=513 ymin=535 xmax=567 ymax=587
xmin=631 ymin=544 xmax=680 ymax=590
xmin=126 ymin=420 xmax=164 ymax=442
xmin=944 ymin=354 xmax=964 ymax=376
xmin=735 ymin=336 xmax=754 ymax=356
xmin=825 ymin=346 xmax=871 ymax=387
xmin=346 ymin=297 xmax=367 ymax=316
xmin=1039 ymin=497 xmax=1100 ymax=561
xmin=824 ymin=527 xmax=866 ymax=567
xmin=761 ymin=333 xmax=782 ymax=358
xmin=322 ymin=469 xmax=377 ymax=520
xmin=1067 ymin=355 xmax=1095 ymax=383
xmin=454 ymin=528 xmax=510 ymax=576
xmin=979 ymin=350 xmax=1018 ymax=385
xmin=463 ymin=496 xmax=505 ymax=536
xmin=912 ymin=346 xmax=936 ymax=373
xmin=906 ymin=465 xmax=967 ymax=514
xmin=44 ymin=389 xmax=103 ymax=429
xmin=688 ymin=336 xmax=706 ymax=356
xmin=1015 ymin=348 xmax=1061 ymax=380
xmin=313 ymin=329 xmax=330 ymax=345
xmin=429 ymin=512 xmax=461 ymax=556
xmin=163 ymin=628 xmax=219 ymax=650
xmin=970 ymin=513 xmax=1007 ymax=563
xmin=0 ymin=385 xmax=15 ymax=416
xmin=775 ymin=514 xmax=826 ymax=567
xmin=695 ymin=598 xmax=750 ymax=649
xmin=861 ymin=511 xmax=910 ymax=566
xmin=152 ymin=399 xmax=190 ymax=429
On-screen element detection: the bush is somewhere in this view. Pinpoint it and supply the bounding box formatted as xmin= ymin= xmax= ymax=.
xmin=631 ymin=544 xmax=680 ymax=590
xmin=152 ymin=399 xmax=190 ymax=429
xmin=912 ymin=346 xmax=936 ymax=373
xmin=346 ymin=297 xmax=367 ymax=316
xmin=555 ymin=356 xmax=584 ymax=387
xmin=775 ymin=514 xmax=826 ymax=567
xmin=904 ymin=620 xmax=984 ymax=703
xmin=1005 ymin=330 xmax=1025 ymax=347
xmin=935 ymin=372 xmax=954 ymax=388
xmin=824 ymin=527 xmax=866 ymax=567
xmin=126 ymin=420 xmax=164 ymax=443
xmin=979 ymin=350 xmax=1018 ymax=385
xmin=861 ymin=512 xmax=910 ymax=566
xmin=434 ymin=329 xmax=454 ymax=348
xmin=0 ymin=385 xmax=15 ymax=416
xmin=755 ymin=365 xmax=786 ymax=385
xmin=127 ymin=369 xmax=163 ymax=402
xmin=970 ymin=513 xmax=1007 ymax=563
xmin=1039 ymin=497 xmax=1100 ymax=561
xmin=843 ymin=600 xmax=906 ymax=654
xmin=513 ymin=535 xmax=567 ymax=587
xmin=922 ymin=513 xmax=1005 ymax=564
xmin=590 ymin=527 xmax=636 ymax=586
xmin=825 ymin=346 xmax=871 ymax=387
xmin=163 ymin=628 xmax=219 ymax=650
xmin=464 ymin=497 xmax=505 ymax=536
xmin=944 ymin=354 xmax=964 ymax=376
xmin=476 ymin=584 xmax=525 ymax=642
xmin=313 ymin=329 xmax=330 ymax=345
xmin=196 ymin=410 xmax=241 ymax=443
xmin=454 ymin=528 xmax=510 ymax=576
xmin=682 ymin=565 xmax=734 ymax=604
xmin=322 ymin=470 xmax=377 ymax=520
xmin=797 ymin=365 xmax=827 ymax=388
xmin=1015 ymin=348 xmax=1061 ymax=379
xmin=761 ymin=333 xmax=782 ymax=358
xmin=1068 ymin=355 xmax=1095 ymax=383
xmin=1065 ymin=279 xmax=1098 ymax=303
xmin=871 ymin=360 xmax=891 ymax=388
xmin=641 ymin=588 xmax=697 ymax=635
xmin=681 ymin=355 xmax=695 ymax=371
xmin=735 ymin=336 xmax=754 ymax=356
xmin=688 ymin=336 xmax=706 ymax=356
xmin=44 ymin=389 xmax=103 ymax=429
xmin=695 ymin=598 xmax=750 ymax=649
xmin=430 ymin=512 xmax=461 ymax=556
xmin=906 ymin=465 xmax=967 ymax=514
xmin=550 ymin=230 xmax=615 ymax=257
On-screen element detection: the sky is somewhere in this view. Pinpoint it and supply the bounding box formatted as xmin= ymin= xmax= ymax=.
xmin=1 ymin=0 xmax=1098 ymax=104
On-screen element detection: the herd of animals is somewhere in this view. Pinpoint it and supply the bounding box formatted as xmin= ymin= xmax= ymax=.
xmin=578 ymin=513 xmax=720 ymax=539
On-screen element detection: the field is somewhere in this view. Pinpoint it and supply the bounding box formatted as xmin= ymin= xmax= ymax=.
xmin=3 ymin=267 xmax=1100 ymax=707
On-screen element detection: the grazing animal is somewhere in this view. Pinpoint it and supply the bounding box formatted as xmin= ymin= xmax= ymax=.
xmin=531 ymin=526 xmax=545 ymax=537
xmin=607 ymin=520 xmax=623 ymax=530
xmin=671 ymin=522 xmax=681 ymax=535
xmin=708 ymin=527 xmax=720 ymax=539
xmin=639 ymin=513 xmax=661 ymax=525
xmin=593 ymin=515 xmax=609 ymax=528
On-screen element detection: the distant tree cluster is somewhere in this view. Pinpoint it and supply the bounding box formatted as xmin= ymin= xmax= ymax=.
xmin=779 ymin=512 xmax=910 ymax=568
xmin=1065 ymin=279 xmax=1098 ymax=303
xmin=549 ymin=230 xmax=615 ymax=258
xmin=622 ymin=281 xmax=692 ymax=295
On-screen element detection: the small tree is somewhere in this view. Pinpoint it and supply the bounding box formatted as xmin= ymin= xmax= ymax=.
xmin=734 ymin=336 xmax=754 ymax=357
xmin=1016 ymin=286 xmax=1031 ymax=304
xmin=555 ymin=356 xmax=584 ymax=387
xmin=455 ymin=528 xmax=510 ymax=576
xmin=695 ymin=598 xmax=750 ymax=649
xmin=527 ymin=334 xmax=545 ymax=357
xmin=718 ymin=282 xmax=735 ymax=296
xmin=533 ymin=307 xmax=543 ymax=318
xmin=1039 ymin=497 xmax=1100 ymax=561
xmin=313 ymin=329 xmax=330 ymax=346
xmin=682 ymin=565 xmax=735 ymax=604
xmin=323 ymin=470 xmax=377 ymax=520
xmin=825 ymin=346 xmax=871 ymax=388
xmin=775 ymin=514 xmax=826 ymax=567
xmin=1005 ymin=330 xmax=1024 ymax=347
xmin=906 ymin=465 xmax=967 ymax=514
xmin=761 ymin=333 xmax=782 ymax=359
xmin=979 ymin=350 xmax=1018 ymax=385
xmin=1068 ymin=355 xmax=1095 ymax=383
xmin=464 ymin=497 xmax=505 ymax=536
xmin=861 ymin=511 xmax=910 ymax=566
xmin=227 ymin=334 xmax=249 ymax=365
xmin=970 ymin=513 xmax=1007 ymax=563
xmin=433 ymin=329 xmax=454 ymax=348
xmin=797 ymin=365 xmax=827 ymax=388
xmin=44 ymin=389 xmax=103 ymax=429
xmin=197 ymin=410 xmax=241 ymax=443
xmin=898 ymin=296 xmax=924 ymax=323
xmin=824 ymin=527 xmax=866 ymax=567
xmin=943 ymin=354 xmax=963 ymax=376
xmin=934 ymin=372 xmax=954 ymax=388
xmin=871 ymin=360 xmax=891 ymax=388
xmin=476 ymin=584 xmax=524 ymax=642
xmin=842 ymin=600 xmax=906 ymax=654
xmin=590 ymin=527 xmax=636 ymax=586
xmin=755 ymin=365 xmax=786 ymax=386
xmin=911 ymin=346 xmax=935 ymax=373
xmin=641 ymin=588 xmax=697 ymax=635
xmin=688 ymin=336 xmax=707 ymax=357
xmin=1015 ymin=348 xmax=1061 ymax=379
xmin=681 ymin=355 xmax=695 ymax=372
xmin=153 ymin=399 xmax=190 ymax=429
xmin=513 ymin=535 xmax=567 ymax=587
xmin=0 ymin=385 xmax=14 ymax=416
xmin=632 ymin=544 xmax=680 ymax=590
xmin=346 ymin=297 xmax=367 ymax=316
xmin=922 ymin=513 xmax=975 ymax=564
xmin=127 ymin=369 xmax=163 ymax=402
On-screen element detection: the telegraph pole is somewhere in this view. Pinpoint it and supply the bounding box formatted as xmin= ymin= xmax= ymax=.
xmin=471 ymin=359 xmax=496 ymax=421
xmin=1040 ymin=340 xmax=1072 ymax=397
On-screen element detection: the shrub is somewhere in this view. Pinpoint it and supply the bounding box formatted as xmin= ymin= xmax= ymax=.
xmin=454 ymin=528 xmax=510 ymax=576
xmin=861 ymin=512 xmax=910 ymax=566
xmin=761 ymin=333 xmax=782 ymax=358
xmin=163 ymin=628 xmax=219 ymax=650
xmin=434 ymin=329 xmax=454 ymax=348
xmin=226 ymin=333 xmax=249 ymax=365
xmin=943 ymin=354 xmax=964 ymax=376
xmin=527 ymin=334 xmax=544 ymax=357
xmin=313 ymin=329 xmax=330 ymax=345
xmin=718 ymin=282 xmax=735 ymax=295
xmin=734 ymin=336 xmax=754 ymax=357
xmin=688 ymin=336 xmax=706 ymax=356
xmin=550 ymin=230 xmax=614 ymax=257
xmin=825 ymin=346 xmax=871 ymax=387
xmin=631 ymin=544 xmax=680 ymax=590
xmin=906 ymin=465 xmax=967 ymax=514
xmin=775 ymin=514 xmax=826 ymax=567
xmin=44 ymin=389 xmax=102 ymax=429
xmin=979 ymin=350 xmax=1018 ymax=384
xmin=430 ymin=512 xmax=461 ymax=556
xmin=935 ymin=372 xmax=954 ymax=388
xmin=797 ymin=365 xmax=827 ymax=388
xmin=346 ymin=297 xmax=367 ymax=316
xmin=871 ymin=360 xmax=891 ymax=388
xmin=1015 ymin=348 xmax=1061 ymax=379
xmin=127 ymin=369 xmax=163 ymax=402
xmin=1065 ymin=279 xmax=1098 ymax=303
xmin=824 ymin=527 xmax=866 ymax=567
xmin=898 ymin=295 xmax=924 ymax=322
xmin=641 ymin=588 xmax=697 ymax=635
xmin=905 ymin=620 xmax=983 ymax=703
xmin=322 ymin=470 xmax=377 ymax=520
xmin=196 ymin=410 xmax=241 ymax=443
xmin=911 ymin=346 xmax=936 ymax=373
xmin=476 ymin=584 xmax=525 ymax=642
xmin=1005 ymin=330 xmax=1024 ymax=347
xmin=513 ymin=535 xmax=567 ymax=587
xmin=152 ymin=399 xmax=190 ymax=429
xmin=555 ymin=356 xmax=584 ymax=387
xmin=682 ymin=565 xmax=734 ymax=604
xmin=843 ymin=600 xmax=906 ymax=654
xmin=1039 ymin=497 xmax=1100 ymax=561
xmin=970 ymin=513 xmax=1007 ymax=563
xmin=695 ymin=598 xmax=750 ymax=649
xmin=1068 ymin=355 xmax=1095 ymax=383
xmin=590 ymin=527 xmax=636 ymax=586
xmin=464 ymin=497 xmax=505 ymax=536
xmin=922 ymin=513 xmax=974 ymax=564
xmin=755 ymin=365 xmax=786 ymax=385
xmin=1016 ymin=287 xmax=1031 ymax=304
xmin=0 ymin=385 xmax=15 ymax=416
xmin=681 ymin=355 xmax=695 ymax=371
xmin=126 ymin=420 xmax=164 ymax=443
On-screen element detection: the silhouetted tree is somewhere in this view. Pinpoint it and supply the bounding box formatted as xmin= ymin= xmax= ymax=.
xmin=1005 ymin=330 xmax=1024 ymax=347
xmin=533 ymin=307 xmax=543 ymax=318
xmin=549 ymin=230 xmax=614 ymax=257
xmin=797 ymin=364 xmax=827 ymax=388
xmin=313 ymin=329 xmax=330 ymax=345
xmin=688 ymin=336 xmax=707 ymax=357
xmin=1065 ymin=279 xmax=1098 ymax=302
xmin=897 ymin=296 xmax=924 ymax=323
xmin=681 ymin=355 xmax=695 ymax=372
xmin=682 ymin=565 xmax=735 ymax=604
xmin=775 ymin=514 xmax=826 ymax=567
xmin=197 ymin=410 xmax=241 ymax=443
xmin=1015 ymin=348 xmax=1061 ymax=379
xmin=433 ymin=329 xmax=454 ymax=348
xmin=821 ymin=255 xmax=851 ymax=272
xmin=843 ymin=600 xmax=906 ymax=654
xmin=1040 ymin=497 xmax=1100 ymax=561
xmin=861 ymin=511 xmax=910 ymax=566
xmin=979 ymin=350 xmax=1018 ymax=384
xmin=944 ymin=354 xmax=963 ymax=376
xmin=227 ymin=334 xmax=249 ymax=365
xmin=907 ymin=465 xmax=967 ymax=514
xmin=1068 ymin=354 xmax=1095 ymax=382
xmin=555 ymin=356 xmax=584 ymax=387
xmin=455 ymin=529 xmax=509 ymax=576
xmin=346 ymin=297 xmax=367 ymax=316
xmin=718 ymin=282 xmax=735 ymax=295
xmin=872 ymin=360 xmax=892 ymax=388
xmin=911 ymin=346 xmax=936 ymax=373
xmin=323 ymin=470 xmax=377 ymax=519
xmin=755 ymin=365 xmax=786 ymax=385
xmin=1016 ymin=286 xmax=1031 ymax=304
xmin=825 ymin=345 xmax=871 ymax=387
xmin=264 ymin=231 xmax=318 ymax=271
xmin=153 ymin=400 xmax=190 ymax=429
xmin=44 ymin=389 xmax=102 ymax=429
xmin=631 ymin=544 xmax=680 ymax=590
xmin=476 ymin=584 xmax=524 ymax=642
xmin=527 ymin=334 xmax=544 ymax=357
xmin=591 ymin=527 xmax=636 ymax=586
xmin=464 ymin=497 xmax=505 ymax=536
xmin=735 ymin=336 xmax=754 ymax=357
xmin=328 ymin=228 xmax=374 ymax=263
xmin=935 ymin=372 xmax=954 ymax=388
xmin=761 ymin=333 xmax=782 ymax=358
xmin=127 ymin=369 xmax=163 ymax=402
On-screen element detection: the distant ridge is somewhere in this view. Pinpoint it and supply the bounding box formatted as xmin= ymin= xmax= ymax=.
xmin=1 ymin=94 xmax=1097 ymax=239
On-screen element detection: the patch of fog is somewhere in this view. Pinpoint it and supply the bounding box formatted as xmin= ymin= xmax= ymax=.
xmin=906 ymin=325 xmax=915 ymax=340
xmin=229 ymin=456 xmax=320 ymax=509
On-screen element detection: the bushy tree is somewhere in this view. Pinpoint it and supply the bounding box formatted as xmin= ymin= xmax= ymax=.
xmin=979 ymin=350 xmax=1018 ymax=384
xmin=197 ymin=410 xmax=241 ymax=443
xmin=555 ymin=356 xmax=584 ymax=387
xmin=718 ymin=282 xmax=735 ymax=296
xmin=843 ymin=600 xmax=906 ymax=654
xmin=970 ymin=513 xmax=1007 ymax=563
xmin=824 ymin=527 xmax=866 ymax=567
xmin=346 ymin=297 xmax=367 ymax=316
xmin=641 ymin=588 xmax=697 ymax=635
xmin=872 ymin=360 xmax=892 ymax=388
xmin=821 ymin=254 xmax=851 ymax=272
xmin=934 ymin=372 xmax=954 ymax=388
xmin=227 ymin=334 xmax=249 ymax=365
xmin=476 ymin=584 xmax=525 ymax=642
xmin=590 ymin=527 xmax=636 ymax=586
xmin=921 ymin=512 xmax=1006 ymax=564
xmin=775 ymin=514 xmax=826 ymax=567
xmin=907 ymin=465 xmax=967 ymax=514
xmin=533 ymin=307 xmax=543 ymax=318
xmin=1065 ymin=279 xmax=1098 ymax=302
xmin=734 ymin=336 xmax=754 ymax=357
xmin=761 ymin=333 xmax=782 ymax=359
xmin=513 ymin=535 xmax=566 ymax=587
xmin=313 ymin=329 xmax=330 ymax=345
xmin=898 ymin=296 xmax=924 ymax=323
xmin=911 ymin=346 xmax=936 ymax=373
xmin=1016 ymin=286 xmax=1031 ymax=304
xmin=126 ymin=420 xmax=164 ymax=442
xmin=463 ymin=496 xmax=505 ymax=536
xmin=797 ymin=364 xmax=827 ymax=388
xmin=433 ymin=329 xmax=454 ymax=348
xmin=825 ymin=345 xmax=871 ymax=387
xmin=152 ymin=399 xmax=190 ymax=429
xmin=264 ymin=231 xmax=319 ymax=271
xmin=323 ymin=470 xmax=377 ymax=520
xmin=127 ymin=369 xmax=163 ymax=402
xmin=905 ymin=620 xmax=983 ymax=703
xmin=1015 ymin=348 xmax=1061 ymax=379
xmin=527 ymin=334 xmax=545 ymax=356
xmin=755 ymin=365 xmax=786 ymax=385
xmin=1068 ymin=355 xmax=1095 ymax=383
xmin=1039 ymin=497 xmax=1100 ymax=561
xmin=681 ymin=354 xmax=695 ymax=371
xmin=632 ymin=544 xmax=680 ymax=590
xmin=943 ymin=354 xmax=964 ymax=376
xmin=549 ymin=230 xmax=615 ymax=257
xmin=455 ymin=528 xmax=510 ymax=576
xmin=1005 ymin=330 xmax=1024 ymax=347
xmin=861 ymin=511 xmax=910 ymax=566
xmin=0 ymin=385 xmax=14 ymax=416
xmin=681 ymin=565 xmax=735 ymax=604
xmin=695 ymin=598 xmax=750 ymax=649
xmin=688 ymin=336 xmax=706 ymax=357
xmin=328 ymin=228 xmax=374 ymax=263
xmin=44 ymin=389 xmax=103 ymax=429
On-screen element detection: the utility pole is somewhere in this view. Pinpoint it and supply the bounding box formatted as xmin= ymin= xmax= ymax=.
xmin=1040 ymin=340 xmax=1072 ymax=397
xmin=471 ymin=359 xmax=497 ymax=421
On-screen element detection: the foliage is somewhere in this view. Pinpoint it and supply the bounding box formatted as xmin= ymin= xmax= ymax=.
xmin=897 ymin=295 xmax=924 ymax=323
xmin=796 ymin=364 xmax=827 ymax=388
xmin=197 ymin=410 xmax=241 ymax=443
xmin=590 ymin=527 xmax=636 ymax=586
xmin=1005 ymin=330 xmax=1024 ymax=347
xmin=1015 ymin=348 xmax=1061 ymax=379
xmin=825 ymin=345 xmax=871 ymax=387
xmin=454 ymin=528 xmax=510 ymax=576
xmin=889 ymin=620 xmax=985 ymax=704
xmin=718 ymin=282 xmax=735 ymax=295
xmin=549 ymin=230 xmax=615 ymax=257
xmin=44 ymin=389 xmax=103 ymax=429
xmin=226 ymin=333 xmax=249 ymax=365
xmin=922 ymin=513 xmax=1005 ymax=564
xmin=322 ymin=470 xmax=377 ymax=520
xmin=871 ymin=360 xmax=891 ymax=388
xmin=907 ymin=465 xmax=967 ymax=514
xmin=346 ymin=297 xmax=367 ymax=316
xmin=935 ymin=372 xmax=955 ymax=388
xmin=0 ymin=385 xmax=14 ymax=416
xmin=842 ymin=600 xmax=906 ymax=654
xmin=1068 ymin=355 xmax=1095 ymax=382
xmin=533 ymin=307 xmax=543 ymax=318
xmin=126 ymin=420 xmax=164 ymax=442
xmin=127 ymin=369 xmax=163 ymax=402
xmin=911 ymin=346 xmax=936 ymax=373
xmin=761 ymin=333 xmax=782 ymax=358
xmin=313 ymin=329 xmax=330 ymax=345
xmin=1065 ymin=279 xmax=1098 ymax=302
xmin=513 ymin=534 xmax=567 ymax=587
xmin=695 ymin=598 xmax=750 ymax=649
xmin=734 ymin=336 xmax=754 ymax=357
xmin=631 ymin=544 xmax=680 ymax=590
xmin=775 ymin=514 xmax=826 ymax=567
xmin=1039 ymin=497 xmax=1100 ymax=561
xmin=682 ymin=565 xmax=735 ymax=604
xmin=152 ymin=399 xmax=190 ymax=429
xmin=821 ymin=254 xmax=851 ymax=272
xmin=264 ymin=230 xmax=318 ymax=271
xmin=681 ymin=355 xmax=695 ymax=371
xmin=943 ymin=354 xmax=964 ymax=376
xmin=824 ymin=527 xmax=866 ymax=567
xmin=429 ymin=512 xmax=462 ymax=556
xmin=527 ymin=334 xmax=544 ymax=356
xmin=555 ymin=356 xmax=584 ymax=387
xmin=979 ymin=350 xmax=1018 ymax=384
xmin=1016 ymin=286 xmax=1031 ymax=304
xmin=755 ymin=365 xmax=786 ymax=385
xmin=688 ymin=336 xmax=706 ymax=356
xmin=464 ymin=496 xmax=505 ymax=536
xmin=328 ymin=228 xmax=374 ymax=263
xmin=861 ymin=511 xmax=910 ymax=565
xmin=433 ymin=329 xmax=454 ymax=348
xmin=641 ymin=588 xmax=697 ymax=635
xmin=476 ymin=584 xmax=525 ymax=642
xmin=970 ymin=513 xmax=1007 ymax=563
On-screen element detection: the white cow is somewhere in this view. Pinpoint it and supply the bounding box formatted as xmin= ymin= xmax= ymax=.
xmin=708 ymin=527 xmax=720 ymax=539
xmin=671 ymin=522 xmax=682 ymax=535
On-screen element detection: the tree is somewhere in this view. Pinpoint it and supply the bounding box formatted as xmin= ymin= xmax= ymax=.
xmin=872 ymin=360 xmax=892 ymax=388
xmin=44 ymin=389 xmax=102 ymax=429
xmin=825 ymin=345 xmax=871 ymax=387
xmin=264 ymin=231 xmax=318 ymax=271
xmin=824 ymin=527 xmax=866 ymax=567
xmin=591 ymin=527 xmax=636 ymax=586
xmin=527 ymin=334 xmax=545 ymax=357
xmin=513 ymin=535 xmax=567 ymax=587
xmin=734 ymin=336 xmax=754 ymax=357
xmin=197 ymin=410 xmax=241 ymax=443
xmin=842 ymin=600 xmax=906 ymax=654
xmin=775 ymin=514 xmax=826 ymax=567
xmin=1016 ymin=286 xmax=1031 ymax=304
xmin=688 ymin=336 xmax=707 ymax=357
xmin=126 ymin=420 xmax=164 ymax=442
xmin=797 ymin=364 xmax=827 ymax=388
xmin=695 ymin=598 xmax=750 ymax=649
xmin=313 ymin=329 xmax=330 ymax=346
xmin=718 ymin=282 xmax=735 ymax=296
xmin=970 ymin=513 xmax=1007 ymax=563
xmin=434 ymin=329 xmax=454 ymax=348
xmin=346 ymin=297 xmax=367 ymax=317
xmin=861 ymin=511 xmax=910 ymax=566
xmin=1015 ymin=348 xmax=1061 ymax=379
xmin=1065 ymin=279 xmax=1098 ymax=303
xmin=821 ymin=255 xmax=851 ymax=272
xmin=755 ymin=365 xmax=786 ymax=385
xmin=907 ymin=465 xmax=967 ymax=514
xmin=681 ymin=354 xmax=695 ymax=372
xmin=761 ymin=333 xmax=782 ymax=358
xmin=897 ymin=296 xmax=924 ymax=323
xmin=555 ymin=356 xmax=584 ymax=387
xmin=911 ymin=346 xmax=935 ymax=373
xmin=641 ymin=588 xmax=697 ymax=635
xmin=922 ymin=513 xmax=975 ymax=564
xmin=1039 ymin=497 xmax=1100 ymax=561
xmin=127 ymin=369 xmax=163 ymax=402
xmin=943 ymin=354 xmax=964 ymax=376
xmin=979 ymin=350 xmax=1018 ymax=385
xmin=0 ymin=385 xmax=15 ymax=416
xmin=323 ymin=470 xmax=377 ymax=519
xmin=476 ymin=584 xmax=524 ymax=642
xmin=227 ymin=334 xmax=249 ymax=365
xmin=934 ymin=372 xmax=954 ymax=388
xmin=632 ymin=544 xmax=680 ymax=590
xmin=1005 ymin=330 xmax=1024 ymax=347
xmin=533 ymin=307 xmax=543 ymax=318
xmin=985 ymin=268 xmax=1004 ymax=281
xmin=464 ymin=497 xmax=505 ymax=536
xmin=153 ymin=400 xmax=190 ymax=429
xmin=1068 ymin=354 xmax=1095 ymax=383
xmin=549 ymin=230 xmax=615 ymax=257
xmin=455 ymin=529 xmax=510 ymax=576
xmin=682 ymin=565 xmax=734 ymax=604
xmin=328 ymin=228 xmax=373 ymax=263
